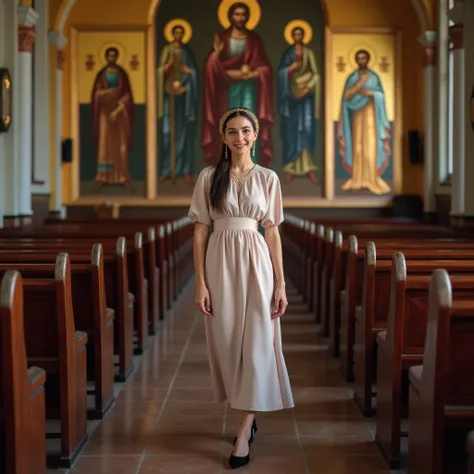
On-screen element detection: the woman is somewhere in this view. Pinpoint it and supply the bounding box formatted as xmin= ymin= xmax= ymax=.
xmin=189 ymin=107 xmax=294 ymax=469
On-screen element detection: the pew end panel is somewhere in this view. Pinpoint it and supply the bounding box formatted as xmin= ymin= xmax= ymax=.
xmin=0 ymin=271 xmax=47 ymax=474
xmin=408 ymin=271 xmax=474 ymax=474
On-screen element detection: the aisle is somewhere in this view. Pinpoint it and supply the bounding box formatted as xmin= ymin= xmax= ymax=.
xmin=68 ymin=283 xmax=399 ymax=474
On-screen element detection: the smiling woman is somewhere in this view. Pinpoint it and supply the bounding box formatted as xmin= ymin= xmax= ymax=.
xmin=189 ymin=106 xmax=294 ymax=469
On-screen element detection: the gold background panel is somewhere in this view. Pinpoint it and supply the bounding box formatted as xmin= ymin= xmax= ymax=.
xmin=331 ymin=33 xmax=395 ymax=122
xmin=77 ymin=30 xmax=146 ymax=104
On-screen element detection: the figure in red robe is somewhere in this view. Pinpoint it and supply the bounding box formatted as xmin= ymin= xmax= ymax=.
xmin=91 ymin=47 xmax=135 ymax=191
xmin=201 ymin=2 xmax=274 ymax=166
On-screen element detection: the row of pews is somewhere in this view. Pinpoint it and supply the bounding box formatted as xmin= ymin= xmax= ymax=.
xmin=0 ymin=216 xmax=194 ymax=473
xmin=282 ymin=214 xmax=474 ymax=474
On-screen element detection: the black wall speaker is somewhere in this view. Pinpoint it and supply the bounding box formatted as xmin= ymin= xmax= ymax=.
xmin=408 ymin=130 xmax=424 ymax=164
xmin=61 ymin=138 xmax=73 ymax=163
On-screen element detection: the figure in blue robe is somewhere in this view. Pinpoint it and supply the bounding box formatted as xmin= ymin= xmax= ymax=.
xmin=337 ymin=49 xmax=391 ymax=195
xmin=277 ymin=27 xmax=320 ymax=184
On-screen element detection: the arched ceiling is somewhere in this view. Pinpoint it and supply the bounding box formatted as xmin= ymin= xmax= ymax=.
xmin=53 ymin=0 xmax=435 ymax=35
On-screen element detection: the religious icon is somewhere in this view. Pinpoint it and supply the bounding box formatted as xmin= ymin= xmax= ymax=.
xmin=157 ymin=19 xmax=199 ymax=187
xmin=337 ymin=48 xmax=391 ymax=195
xmin=91 ymin=47 xmax=135 ymax=191
xmin=201 ymin=0 xmax=274 ymax=167
xmin=277 ymin=20 xmax=320 ymax=185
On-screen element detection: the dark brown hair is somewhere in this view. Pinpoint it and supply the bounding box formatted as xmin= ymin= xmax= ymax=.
xmin=228 ymin=2 xmax=250 ymax=23
xmin=209 ymin=108 xmax=258 ymax=212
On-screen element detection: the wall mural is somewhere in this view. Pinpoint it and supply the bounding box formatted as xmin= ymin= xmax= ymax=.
xmin=70 ymin=2 xmax=400 ymax=203
xmin=75 ymin=30 xmax=146 ymax=197
xmin=330 ymin=31 xmax=397 ymax=197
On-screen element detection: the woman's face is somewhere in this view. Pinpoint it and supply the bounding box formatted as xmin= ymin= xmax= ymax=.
xmin=224 ymin=116 xmax=257 ymax=157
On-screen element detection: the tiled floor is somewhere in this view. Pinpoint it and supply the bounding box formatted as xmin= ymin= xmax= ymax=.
xmin=66 ymin=282 xmax=402 ymax=473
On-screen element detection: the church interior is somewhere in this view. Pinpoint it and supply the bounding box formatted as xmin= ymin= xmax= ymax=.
xmin=1 ymin=0 xmax=474 ymax=472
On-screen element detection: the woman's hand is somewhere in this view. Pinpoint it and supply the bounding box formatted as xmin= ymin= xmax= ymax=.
xmin=271 ymin=285 xmax=288 ymax=319
xmin=195 ymin=284 xmax=213 ymax=316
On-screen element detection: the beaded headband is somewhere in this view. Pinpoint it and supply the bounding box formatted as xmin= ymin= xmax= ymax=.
xmin=219 ymin=107 xmax=259 ymax=136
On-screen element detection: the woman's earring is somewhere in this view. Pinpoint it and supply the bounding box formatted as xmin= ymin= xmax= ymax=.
xmin=225 ymin=144 xmax=228 ymax=160
xmin=252 ymin=144 xmax=255 ymax=158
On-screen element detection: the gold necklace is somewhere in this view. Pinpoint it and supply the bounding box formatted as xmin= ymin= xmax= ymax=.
xmin=230 ymin=164 xmax=257 ymax=197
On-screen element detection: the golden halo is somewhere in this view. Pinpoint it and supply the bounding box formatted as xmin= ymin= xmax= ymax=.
xmin=217 ymin=0 xmax=261 ymax=31
xmin=98 ymin=43 xmax=126 ymax=66
xmin=348 ymin=44 xmax=378 ymax=71
xmin=284 ymin=19 xmax=313 ymax=45
xmin=164 ymin=18 xmax=193 ymax=44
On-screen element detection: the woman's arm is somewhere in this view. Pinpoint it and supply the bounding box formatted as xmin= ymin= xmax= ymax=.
xmin=193 ymin=222 xmax=212 ymax=316
xmin=265 ymin=225 xmax=288 ymax=318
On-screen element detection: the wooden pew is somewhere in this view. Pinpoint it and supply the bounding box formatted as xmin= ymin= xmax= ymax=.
xmin=339 ymin=236 xmax=474 ymax=382
xmin=0 ymin=242 xmax=133 ymax=382
xmin=307 ymin=220 xmax=454 ymax=318
xmin=352 ymin=243 xmax=474 ymax=416
xmin=468 ymin=431 xmax=474 ymax=474
xmin=355 ymin=243 xmax=474 ymax=413
xmin=319 ymin=227 xmax=334 ymax=335
xmin=0 ymin=271 xmax=47 ymax=474
xmin=0 ymin=225 xmax=152 ymax=343
xmin=0 ymin=254 xmax=89 ymax=467
xmin=374 ymin=253 xmax=474 ymax=467
xmin=329 ymin=230 xmax=343 ymax=356
xmin=44 ymin=219 xmax=165 ymax=329
xmin=0 ymin=245 xmax=115 ymax=420
xmin=408 ymin=269 xmax=474 ymax=474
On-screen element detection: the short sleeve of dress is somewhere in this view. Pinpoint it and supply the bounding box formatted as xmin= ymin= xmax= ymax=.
xmin=188 ymin=168 xmax=212 ymax=226
xmin=261 ymin=172 xmax=284 ymax=228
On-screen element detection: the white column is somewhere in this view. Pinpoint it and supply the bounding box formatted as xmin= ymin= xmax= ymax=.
xmin=17 ymin=5 xmax=39 ymax=219
xmin=449 ymin=22 xmax=465 ymax=215
xmin=31 ymin=0 xmax=49 ymax=195
xmin=418 ymin=31 xmax=437 ymax=213
xmin=463 ymin=0 xmax=474 ymax=217
xmin=1 ymin=0 xmax=20 ymax=226
xmin=48 ymin=31 xmax=67 ymax=216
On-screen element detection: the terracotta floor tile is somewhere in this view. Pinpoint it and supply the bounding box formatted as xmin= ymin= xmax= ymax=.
xmin=69 ymin=456 xmax=141 ymax=474
xmin=82 ymin=434 xmax=150 ymax=455
xmin=297 ymin=415 xmax=374 ymax=438
xmin=138 ymin=454 xmax=221 ymax=473
xmin=154 ymin=415 xmax=224 ymax=434
xmin=167 ymin=388 xmax=215 ymax=402
xmin=160 ymin=401 xmax=226 ymax=417
xmin=306 ymin=454 xmax=390 ymax=473
xmin=225 ymin=414 xmax=297 ymax=437
xmin=146 ymin=433 xmax=223 ymax=455
xmin=225 ymin=454 xmax=307 ymax=474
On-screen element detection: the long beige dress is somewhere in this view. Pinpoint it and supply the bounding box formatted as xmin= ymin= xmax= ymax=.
xmin=188 ymin=164 xmax=294 ymax=412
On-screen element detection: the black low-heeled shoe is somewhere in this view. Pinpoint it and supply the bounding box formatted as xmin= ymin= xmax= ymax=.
xmin=229 ymin=448 xmax=250 ymax=470
xmin=233 ymin=418 xmax=258 ymax=446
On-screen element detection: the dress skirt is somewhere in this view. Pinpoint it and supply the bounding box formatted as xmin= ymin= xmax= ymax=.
xmin=188 ymin=165 xmax=294 ymax=412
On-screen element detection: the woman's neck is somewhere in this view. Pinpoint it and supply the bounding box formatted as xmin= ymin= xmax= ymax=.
xmin=230 ymin=154 xmax=254 ymax=173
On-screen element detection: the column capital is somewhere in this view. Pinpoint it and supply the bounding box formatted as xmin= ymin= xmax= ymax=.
xmin=48 ymin=30 xmax=68 ymax=49
xmin=56 ymin=50 xmax=66 ymax=70
xmin=448 ymin=1 xmax=464 ymax=25
xmin=18 ymin=25 xmax=36 ymax=53
xmin=17 ymin=5 xmax=39 ymax=28
xmin=449 ymin=24 xmax=464 ymax=50
xmin=418 ymin=31 xmax=437 ymax=68
xmin=418 ymin=30 xmax=437 ymax=47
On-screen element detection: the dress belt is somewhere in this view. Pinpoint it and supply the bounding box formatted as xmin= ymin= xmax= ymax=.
xmin=213 ymin=217 xmax=259 ymax=232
